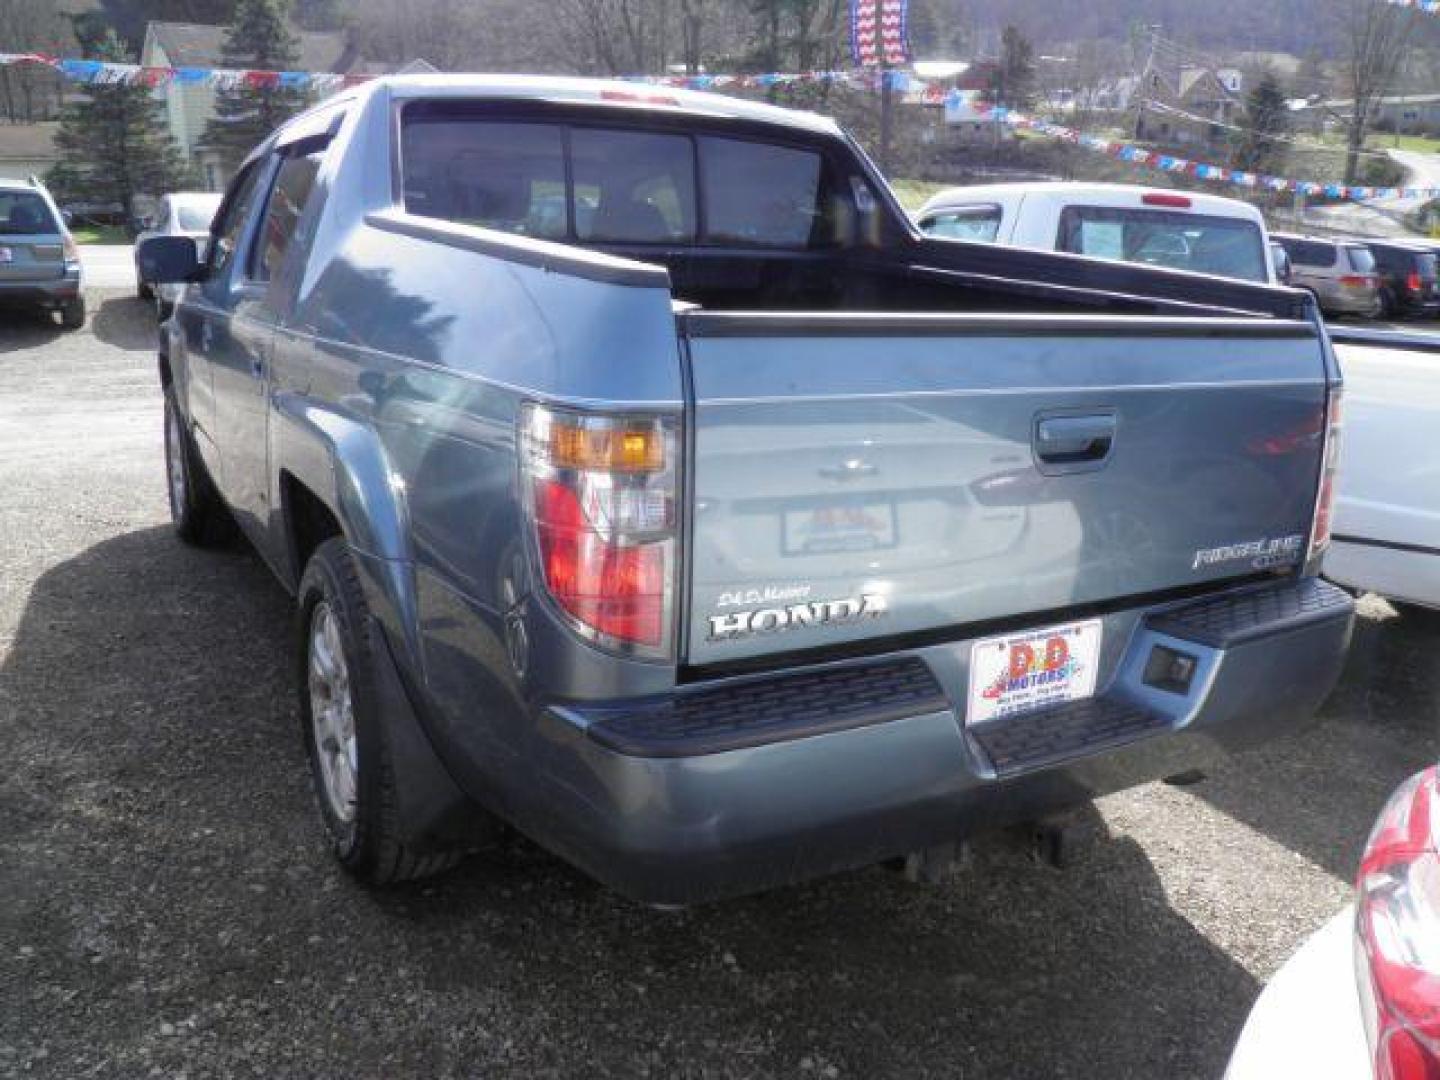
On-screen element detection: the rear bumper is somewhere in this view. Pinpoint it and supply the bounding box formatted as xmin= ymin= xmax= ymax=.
xmin=501 ymin=577 xmax=1354 ymax=904
xmin=0 ymin=272 xmax=81 ymax=305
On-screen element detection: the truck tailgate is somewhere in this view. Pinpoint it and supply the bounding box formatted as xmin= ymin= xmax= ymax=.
xmin=680 ymin=312 xmax=1328 ymax=666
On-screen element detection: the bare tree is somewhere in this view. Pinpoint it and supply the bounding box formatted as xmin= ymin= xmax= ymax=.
xmin=0 ymin=0 xmax=70 ymax=123
xmin=1339 ymin=0 xmax=1416 ymax=184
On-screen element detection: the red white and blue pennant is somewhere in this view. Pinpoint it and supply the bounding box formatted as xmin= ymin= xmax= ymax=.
xmin=850 ymin=0 xmax=909 ymax=67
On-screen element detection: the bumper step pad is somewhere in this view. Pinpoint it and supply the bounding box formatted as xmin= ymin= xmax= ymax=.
xmin=587 ymin=656 xmax=948 ymax=758
xmin=1146 ymin=576 xmax=1352 ymax=648
xmin=969 ymin=699 xmax=1171 ymax=777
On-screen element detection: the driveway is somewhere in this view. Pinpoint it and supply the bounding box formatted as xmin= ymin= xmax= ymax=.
xmin=2 ymin=294 xmax=1438 ymax=1078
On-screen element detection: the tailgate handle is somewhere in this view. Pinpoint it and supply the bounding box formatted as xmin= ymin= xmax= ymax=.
xmin=1035 ymin=413 xmax=1116 ymax=464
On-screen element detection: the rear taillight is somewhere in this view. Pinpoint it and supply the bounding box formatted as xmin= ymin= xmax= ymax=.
xmin=1408 ymin=271 xmax=1423 ymax=294
xmin=520 ymin=404 xmax=678 ymax=657
xmin=1355 ymin=768 xmax=1440 ymax=1080
xmin=1307 ymin=386 xmax=1342 ymax=565
xmin=1141 ymin=192 xmax=1192 ymax=208
xmin=1340 ymin=274 xmax=1372 ymax=288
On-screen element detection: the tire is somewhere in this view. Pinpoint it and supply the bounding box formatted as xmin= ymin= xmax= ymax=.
xmin=163 ymin=390 xmax=235 ymax=546
xmin=58 ymin=295 xmax=85 ymax=330
xmin=297 ymin=537 xmax=464 ymax=884
xmin=1379 ymin=288 xmax=1397 ymax=320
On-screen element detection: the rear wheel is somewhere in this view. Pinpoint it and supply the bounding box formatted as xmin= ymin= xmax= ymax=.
xmin=58 ymin=296 xmax=85 ymax=330
xmin=1379 ymin=288 xmax=1397 ymax=320
xmin=297 ymin=537 xmax=464 ymax=884
xmin=164 ymin=391 xmax=234 ymax=546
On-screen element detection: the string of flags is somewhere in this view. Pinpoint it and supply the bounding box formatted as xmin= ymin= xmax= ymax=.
xmin=4 ymin=49 xmax=1436 ymax=205
xmin=0 ymin=51 xmax=369 ymax=92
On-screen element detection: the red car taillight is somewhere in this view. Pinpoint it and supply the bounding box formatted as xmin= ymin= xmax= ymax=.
xmin=1355 ymin=768 xmax=1440 ymax=1080
xmin=1408 ymin=271 xmax=1424 ymax=294
xmin=1307 ymin=386 xmax=1343 ymax=563
xmin=1340 ymin=274 xmax=1373 ymax=288
xmin=520 ymin=404 xmax=678 ymax=656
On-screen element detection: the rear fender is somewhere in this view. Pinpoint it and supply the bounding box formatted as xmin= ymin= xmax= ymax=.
xmin=271 ymin=393 xmax=419 ymax=663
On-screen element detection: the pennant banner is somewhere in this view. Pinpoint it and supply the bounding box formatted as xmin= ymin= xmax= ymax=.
xmin=4 ymin=49 xmax=1435 ymax=205
xmin=0 ymin=51 xmax=363 ymax=93
xmin=850 ymin=0 xmax=909 ymax=67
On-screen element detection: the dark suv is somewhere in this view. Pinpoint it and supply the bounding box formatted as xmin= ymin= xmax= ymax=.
xmin=0 ymin=177 xmax=84 ymax=328
xmin=1366 ymin=240 xmax=1440 ymax=320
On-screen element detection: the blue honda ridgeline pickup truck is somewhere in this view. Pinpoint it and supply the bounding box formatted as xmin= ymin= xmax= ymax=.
xmin=138 ymin=75 xmax=1354 ymax=904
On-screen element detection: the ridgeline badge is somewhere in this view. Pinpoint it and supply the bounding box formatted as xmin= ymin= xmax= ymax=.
xmin=708 ymin=593 xmax=888 ymax=641
xmin=1192 ymin=534 xmax=1304 ymax=572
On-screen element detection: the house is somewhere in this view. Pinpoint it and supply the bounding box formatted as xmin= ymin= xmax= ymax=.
xmin=139 ymin=20 xmax=367 ymax=191
xmin=1134 ymin=66 xmax=1242 ymax=148
xmin=0 ymin=122 xmax=60 ymax=182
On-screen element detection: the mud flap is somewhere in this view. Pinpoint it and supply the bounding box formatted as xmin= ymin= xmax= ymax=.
xmin=368 ymin=615 xmax=494 ymax=852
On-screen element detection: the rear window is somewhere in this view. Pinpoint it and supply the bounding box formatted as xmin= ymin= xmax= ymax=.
xmin=1057 ymin=206 xmax=1268 ymax=282
xmin=1282 ymin=238 xmax=1338 ymax=268
xmin=1344 ymin=246 xmax=1376 ymax=273
xmin=1418 ymin=252 xmax=1439 ymax=279
xmin=401 ymin=110 xmax=838 ymax=249
xmin=920 ymin=205 xmax=1002 ymax=242
xmin=176 ymin=204 xmax=217 ymax=232
xmin=0 ymin=192 xmax=57 ymax=236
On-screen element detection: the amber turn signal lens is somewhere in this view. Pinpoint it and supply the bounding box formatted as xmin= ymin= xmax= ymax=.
xmin=549 ymin=422 xmax=664 ymax=473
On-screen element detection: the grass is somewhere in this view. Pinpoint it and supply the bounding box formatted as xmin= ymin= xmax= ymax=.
xmin=67 ymin=223 xmax=129 ymax=245
xmin=888 ymin=178 xmax=948 ymax=212
xmin=1379 ymin=134 xmax=1440 ymax=155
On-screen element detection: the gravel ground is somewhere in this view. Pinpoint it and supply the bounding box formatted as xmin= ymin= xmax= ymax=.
xmin=2 ymin=294 xmax=1438 ymax=1080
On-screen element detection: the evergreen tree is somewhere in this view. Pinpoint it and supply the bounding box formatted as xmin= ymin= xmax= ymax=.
xmin=46 ymin=31 xmax=193 ymax=216
xmin=981 ymin=25 xmax=1037 ymax=110
xmin=202 ymin=0 xmax=308 ymax=172
xmin=1235 ymin=71 xmax=1290 ymax=175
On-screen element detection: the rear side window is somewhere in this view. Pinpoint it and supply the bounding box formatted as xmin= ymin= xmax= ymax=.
xmin=1284 ymin=238 xmax=1338 ymax=268
xmin=400 ymin=108 xmax=840 ymax=250
xmin=0 ymin=191 xmax=57 ymax=235
xmin=920 ymin=205 xmax=1002 ymax=242
xmin=1057 ymin=206 xmax=1268 ymax=282
xmin=1344 ymin=246 xmax=1376 ymax=273
xmin=252 ymin=151 xmax=323 ymax=283
xmin=1417 ymin=252 xmax=1439 ymax=278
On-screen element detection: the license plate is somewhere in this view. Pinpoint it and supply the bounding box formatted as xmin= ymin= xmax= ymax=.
xmin=966 ymin=619 xmax=1103 ymax=725
xmin=782 ymin=499 xmax=897 ymax=555
xmin=0 ymin=247 xmax=12 ymax=264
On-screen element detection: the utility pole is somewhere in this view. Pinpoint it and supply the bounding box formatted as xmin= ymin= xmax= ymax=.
xmin=879 ymin=62 xmax=894 ymax=176
xmin=1132 ymin=24 xmax=1161 ymax=141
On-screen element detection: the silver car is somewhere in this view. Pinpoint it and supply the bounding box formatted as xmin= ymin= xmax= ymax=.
xmin=1272 ymin=233 xmax=1381 ymax=319
xmin=0 ymin=177 xmax=85 ymax=328
xmin=134 ymin=192 xmax=222 ymax=317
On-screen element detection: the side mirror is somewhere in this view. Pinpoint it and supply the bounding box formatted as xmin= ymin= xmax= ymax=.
xmin=138 ymin=234 xmax=202 ymax=285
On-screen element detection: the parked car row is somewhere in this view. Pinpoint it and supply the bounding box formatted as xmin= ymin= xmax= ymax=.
xmin=1273 ymin=233 xmax=1440 ymax=322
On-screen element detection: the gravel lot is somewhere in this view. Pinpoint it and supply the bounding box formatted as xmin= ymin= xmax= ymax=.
xmin=2 ymin=294 xmax=1438 ymax=1079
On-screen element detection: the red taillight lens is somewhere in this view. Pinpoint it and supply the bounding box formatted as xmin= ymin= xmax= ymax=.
xmin=533 ymin=479 xmax=666 ymax=647
xmin=1341 ymin=274 xmax=1371 ymax=288
xmin=1356 ymin=768 xmax=1440 ymax=1080
xmin=1308 ymin=387 xmax=1342 ymax=562
xmin=1408 ymin=271 xmax=1423 ymax=294
xmin=521 ymin=404 xmax=677 ymax=656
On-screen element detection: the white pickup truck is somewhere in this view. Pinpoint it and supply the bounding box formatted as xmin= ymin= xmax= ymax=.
xmin=1325 ymin=328 xmax=1440 ymax=612
xmin=916 ymin=181 xmax=1276 ymax=285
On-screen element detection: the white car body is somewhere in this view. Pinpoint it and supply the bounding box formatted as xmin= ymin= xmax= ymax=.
xmin=1326 ymin=335 xmax=1440 ymax=610
xmin=915 ymin=181 xmax=1276 ymax=284
xmin=1226 ymin=905 xmax=1370 ymax=1079
xmin=133 ymin=192 xmax=221 ymax=312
